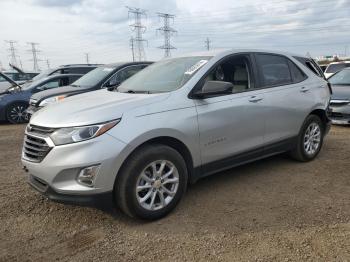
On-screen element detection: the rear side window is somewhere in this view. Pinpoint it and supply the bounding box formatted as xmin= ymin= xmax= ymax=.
xmin=256 ymin=54 xmax=292 ymax=87
xmin=294 ymin=56 xmax=323 ymax=77
xmin=325 ymin=64 xmax=348 ymax=74
xmin=288 ymin=60 xmax=307 ymax=83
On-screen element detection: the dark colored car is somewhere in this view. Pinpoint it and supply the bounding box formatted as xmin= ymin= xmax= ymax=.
xmin=328 ymin=68 xmax=350 ymax=124
xmin=0 ymin=72 xmax=83 ymax=124
xmin=27 ymin=62 xmax=152 ymax=115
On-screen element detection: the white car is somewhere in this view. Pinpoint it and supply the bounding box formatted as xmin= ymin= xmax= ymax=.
xmin=324 ymin=61 xmax=350 ymax=79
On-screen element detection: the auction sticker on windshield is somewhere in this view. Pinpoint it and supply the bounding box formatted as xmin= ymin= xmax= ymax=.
xmin=185 ymin=60 xmax=208 ymax=75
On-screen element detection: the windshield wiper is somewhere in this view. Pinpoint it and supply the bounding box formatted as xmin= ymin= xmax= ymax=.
xmin=118 ymin=89 xmax=151 ymax=94
xmin=71 ymin=84 xmax=80 ymax=87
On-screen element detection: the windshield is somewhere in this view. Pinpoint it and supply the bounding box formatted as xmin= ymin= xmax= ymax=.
xmin=325 ymin=63 xmax=350 ymax=74
xmin=30 ymin=69 xmax=54 ymax=82
xmin=328 ymin=69 xmax=350 ymax=85
xmin=117 ymin=56 xmax=212 ymax=93
xmin=71 ymin=66 xmax=115 ymax=88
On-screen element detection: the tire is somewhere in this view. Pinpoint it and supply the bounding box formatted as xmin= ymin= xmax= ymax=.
xmin=6 ymin=102 xmax=29 ymax=124
xmin=290 ymin=115 xmax=324 ymax=162
xmin=114 ymin=144 xmax=188 ymax=220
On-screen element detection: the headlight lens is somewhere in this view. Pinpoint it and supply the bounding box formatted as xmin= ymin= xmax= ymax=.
xmin=39 ymin=95 xmax=67 ymax=107
xmin=50 ymin=119 xmax=120 ymax=145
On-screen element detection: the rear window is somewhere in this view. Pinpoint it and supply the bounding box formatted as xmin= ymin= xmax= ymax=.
xmin=256 ymin=54 xmax=293 ymax=87
xmin=325 ymin=63 xmax=350 ymax=74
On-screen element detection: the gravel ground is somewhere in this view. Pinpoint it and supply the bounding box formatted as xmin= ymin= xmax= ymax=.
xmin=0 ymin=124 xmax=349 ymax=262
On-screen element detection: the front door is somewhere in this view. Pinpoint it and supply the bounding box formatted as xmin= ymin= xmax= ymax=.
xmin=193 ymin=54 xmax=266 ymax=172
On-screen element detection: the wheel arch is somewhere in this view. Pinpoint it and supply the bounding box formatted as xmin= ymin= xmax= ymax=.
xmin=308 ymin=108 xmax=329 ymax=130
xmin=115 ymin=136 xmax=196 ymax=186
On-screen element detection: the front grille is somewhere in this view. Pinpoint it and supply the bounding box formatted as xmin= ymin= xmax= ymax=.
xmin=22 ymin=125 xmax=55 ymax=163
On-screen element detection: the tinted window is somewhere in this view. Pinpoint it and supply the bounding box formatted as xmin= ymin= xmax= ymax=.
xmin=66 ymin=67 xmax=95 ymax=74
xmin=256 ymin=54 xmax=292 ymax=87
xmin=293 ymin=56 xmax=323 ymax=77
xmin=38 ymin=79 xmax=60 ymax=90
xmin=288 ymin=61 xmax=307 ymax=83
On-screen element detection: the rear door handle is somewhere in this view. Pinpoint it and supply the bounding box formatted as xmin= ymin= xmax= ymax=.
xmin=300 ymin=87 xmax=310 ymax=93
xmin=248 ymin=96 xmax=263 ymax=103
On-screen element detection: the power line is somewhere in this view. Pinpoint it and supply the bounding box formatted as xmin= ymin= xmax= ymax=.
xmin=27 ymin=42 xmax=41 ymax=72
xmin=127 ymin=6 xmax=148 ymax=61
xmin=5 ymin=40 xmax=19 ymax=67
xmin=205 ymin=37 xmax=211 ymax=51
xmin=156 ymin=13 xmax=177 ymax=58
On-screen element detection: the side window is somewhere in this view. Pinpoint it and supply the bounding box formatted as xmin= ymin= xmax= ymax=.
xmin=38 ymin=79 xmax=60 ymax=90
xmin=256 ymin=54 xmax=292 ymax=87
xmin=294 ymin=56 xmax=323 ymax=77
xmin=203 ymin=55 xmax=254 ymax=93
xmin=68 ymin=75 xmax=81 ymax=84
xmin=105 ymin=65 xmax=144 ymax=88
xmin=288 ymin=60 xmax=307 ymax=83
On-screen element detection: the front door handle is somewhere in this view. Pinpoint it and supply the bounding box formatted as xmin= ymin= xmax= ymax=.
xmin=248 ymin=96 xmax=263 ymax=103
xmin=300 ymin=87 xmax=310 ymax=93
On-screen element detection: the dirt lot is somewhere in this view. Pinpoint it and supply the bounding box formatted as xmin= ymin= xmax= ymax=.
xmin=0 ymin=124 xmax=349 ymax=262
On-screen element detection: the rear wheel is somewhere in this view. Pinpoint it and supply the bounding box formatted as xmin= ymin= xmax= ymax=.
xmin=290 ymin=115 xmax=324 ymax=162
xmin=6 ymin=102 xmax=29 ymax=124
xmin=115 ymin=144 xmax=188 ymax=220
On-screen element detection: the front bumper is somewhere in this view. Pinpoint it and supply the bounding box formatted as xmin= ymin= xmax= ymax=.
xmin=22 ymin=132 xmax=130 ymax=200
xmin=27 ymin=174 xmax=113 ymax=208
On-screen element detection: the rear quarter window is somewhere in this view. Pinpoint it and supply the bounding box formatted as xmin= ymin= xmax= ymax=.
xmin=294 ymin=56 xmax=324 ymax=78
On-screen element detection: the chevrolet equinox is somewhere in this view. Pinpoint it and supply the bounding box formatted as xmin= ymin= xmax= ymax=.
xmin=22 ymin=50 xmax=331 ymax=220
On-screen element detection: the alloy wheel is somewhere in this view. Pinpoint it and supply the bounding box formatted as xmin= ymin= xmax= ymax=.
xmin=8 ymin=104 xmax=28 ymax=123
xmin=303 ymin=122 xmax=321 ymax=156
xmin=136 ymin=160 xmax=179 ymax=211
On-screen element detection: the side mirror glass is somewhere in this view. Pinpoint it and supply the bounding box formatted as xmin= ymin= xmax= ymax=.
xmin=193 ymin=81 xmax=233 ymax=98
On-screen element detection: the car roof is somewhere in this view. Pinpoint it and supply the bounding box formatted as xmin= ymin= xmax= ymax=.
xmin=327 ymin=61 xmax=350 ymax=65
xmin=174 ymin=49 xmax=306 ymax=59
xmin=101 ymin=61 xmax=153 ymax=68
xmin=58 ymin=64 xmax=102 ymax=68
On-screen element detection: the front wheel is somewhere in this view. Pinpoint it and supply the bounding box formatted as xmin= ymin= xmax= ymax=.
xmin=6 ymin=102 xmax=29 ymax=124
xmin=115 ymin=144 xmax=188 ymax=220
xmin=290 ymin=115 xmax=324 ymax=162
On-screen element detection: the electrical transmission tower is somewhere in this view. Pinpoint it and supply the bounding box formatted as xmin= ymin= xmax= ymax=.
xmin=46 ymin=59 xmax=50 ymax=69
xmin=27 ymin=42 xmax=41 ymax=72
xmin=205 ymin=37 xmax=211 ymax=51
xmin=156 ymin=13 xmax=177 ymax=57
xmin=85 ymin=53 xmax=90 ymax=64
xmin=5 ymin=40 xmax=19 ymax=67
xmin=127 ymin=6 xmax=148 ymax=61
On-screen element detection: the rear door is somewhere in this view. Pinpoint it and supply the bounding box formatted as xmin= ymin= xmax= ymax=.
xmin=254 ymin=53 xmax=313 ymax=146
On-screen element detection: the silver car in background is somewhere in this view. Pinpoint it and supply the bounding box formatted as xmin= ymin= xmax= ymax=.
xmin=22 ymin=49 xmax=331 ymax=220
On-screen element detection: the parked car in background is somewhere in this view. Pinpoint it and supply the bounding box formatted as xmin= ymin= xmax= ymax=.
xmin=324 ymin=61 xmax=350 ymax=79
xmin=27 ymin=62 xmax=152 ymax=115
xmin=22 ymin=50 xmax=331 ymax=220
xmin=0 ymin=72 xmax=83 ymax=124
xmin=328 ymin=68 xmax=350 ymax=124
xmin=1 ymin=64 xmax=39 ymax=82
xmin=29 ymin=64 xmax=100 ymax=82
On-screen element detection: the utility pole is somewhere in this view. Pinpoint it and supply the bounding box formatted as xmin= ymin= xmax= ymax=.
xmin=85 ymin=53 xmax=90 ymax=64
xmin=156 ymin=13 xmax=177 ymax=58
xmin=130 ymin=37 xmax=135 ymax=62
xmin=127 ymin=6 xmax=147 ymax=61
xmin=205 ymin=37 xmax=211 ymax=51
xmin=46 ymin=59 xmax=50 ymax=69
xmin=27 ymin=42 xmax=41 ymax=72
xmin=5 ymin=40 xmax=19 ymax=67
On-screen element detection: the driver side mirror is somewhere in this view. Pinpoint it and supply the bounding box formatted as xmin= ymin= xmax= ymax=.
xmin=105 ymin=79 xmax=121 ymax=90
xmin=192 ymin=81 xmax=233 ymax=99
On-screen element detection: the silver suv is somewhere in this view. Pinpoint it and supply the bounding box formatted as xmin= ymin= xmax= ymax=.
xmin=22 ymin=50 xmax=331 ymax=220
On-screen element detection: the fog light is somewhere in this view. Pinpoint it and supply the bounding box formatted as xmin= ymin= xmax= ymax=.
xmin=77 ymin=165 xmax=101 ymax=187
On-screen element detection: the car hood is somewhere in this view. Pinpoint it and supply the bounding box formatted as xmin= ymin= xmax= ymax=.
xmin=330 ymin=85 xmax=350 ymax=100
xmin=30 ymin=89 xmax=170 ymax=127
xmin=31 ymin=85 xmax=89 ymax=102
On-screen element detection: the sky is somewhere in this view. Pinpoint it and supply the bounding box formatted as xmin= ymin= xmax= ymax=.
xmin=0 ymin=0 xmax=349 ymax=71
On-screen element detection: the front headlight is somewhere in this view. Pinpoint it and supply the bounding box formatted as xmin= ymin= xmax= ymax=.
xmin=50 ymin=119 xmax=120 ymax=146
xmin=39 ymin=95 xmax=67 ymax=107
